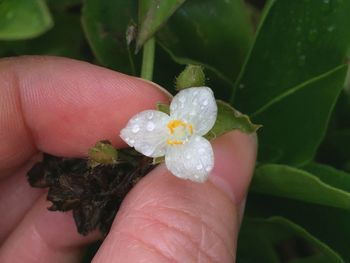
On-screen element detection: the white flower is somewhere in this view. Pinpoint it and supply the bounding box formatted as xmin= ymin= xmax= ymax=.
xmin=120 ymin=87 xmax=217 ymax=182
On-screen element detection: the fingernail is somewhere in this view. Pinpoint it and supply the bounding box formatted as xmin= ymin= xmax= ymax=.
xmin=209 ymin=131 xmax=257 ymax=205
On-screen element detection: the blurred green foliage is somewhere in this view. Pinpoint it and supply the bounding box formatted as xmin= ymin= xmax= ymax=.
xmin=1 ymin=0 xmax=350 ymax=262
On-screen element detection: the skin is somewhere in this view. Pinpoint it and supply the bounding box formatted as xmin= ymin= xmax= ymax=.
xmin=0 ymin=56 xmax=257 ymax=263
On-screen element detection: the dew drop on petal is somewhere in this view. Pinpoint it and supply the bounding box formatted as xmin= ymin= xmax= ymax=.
xmin=196 ymin=164 xmax=203 ymax=170
xmin=198 ymin=148 xmax=205 ymax=154
xmin=131 ymin=117 xmax=139 ymax=123
xmin=205 ymin=166 xmax=212 ymax=172
xmin=132 ymin=125 xmax=140 ymax=133
xmin=171 ymin=103 xmax=178 ymax=111
xmin=185 ymin=154 xmax=191 ymax=159
xmin=147 ymin=112 xmax=154 ymax=120
xmin=179 ymin=96 xmax=186 ymax=103
xmin=202 ymin=99 xmax=208 ymax=106
xmin=140 ymin=143 xmax=153 ymax=156
xmin=129 ymin=139 xmax=135 ymax=145
xmin=146 ymin=121 xmax=155 ymax=131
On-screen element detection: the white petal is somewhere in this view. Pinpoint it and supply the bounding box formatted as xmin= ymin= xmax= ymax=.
xmin=165 ymin=135 xmax=214 ymax=182
xmin=170 ymin=87 xmax=217 ymax=136
xmin=120 ymin=110 xmax=170 ymax=157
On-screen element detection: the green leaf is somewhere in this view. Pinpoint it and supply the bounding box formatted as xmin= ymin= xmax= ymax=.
xmin=233 ymin=0 xmax=350 ymax=165
xmin=157 ymin=0 xmax=254 ymax=88
xmin=251 ymin=164 xmax=350 ymax=210
xmin=245 ymin=194 xmax=350 ymax=262
xmin=0 ymin=0 xmax=53 ymax=40
xmin=254 ymin=65 xmax=347 ymax=165
xmin=304 ymin=162 xmax=350 ymax=194
xmin=3 ymin=13 xmax=86 ymax=59
xmin=205 ymin=100 xmax=260 ymax=140
xmin=238 ymin=216 xmax=344 ymax=263
xmin=137 ymin=0 xmax=186 ymax=50
xmin=81 ymin=0 xmax=140 ymax=74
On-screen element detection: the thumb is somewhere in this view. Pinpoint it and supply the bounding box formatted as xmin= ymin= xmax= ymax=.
xmin=93 ymin=131 xmax=257 ymax=263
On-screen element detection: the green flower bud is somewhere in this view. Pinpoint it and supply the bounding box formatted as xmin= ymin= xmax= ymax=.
xmin=88 ymin=141 xmax=118 ymax=166
xmin=175 ymin=65 xmax=206 ymax=90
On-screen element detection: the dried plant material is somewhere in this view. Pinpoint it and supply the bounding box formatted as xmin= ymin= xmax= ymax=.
xmin=27 ymin=142 xmax=153 ymax=236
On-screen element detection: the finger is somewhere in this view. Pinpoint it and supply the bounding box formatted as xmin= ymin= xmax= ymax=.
xmin=93 ymin=131 xmax=257 ymax=263
xmin=0 ymin=56 xmax=169 ymax=254
xmin=0 ymin=196 xmax=98 ymax=263
xmin=0 ymin=156 xmax=43 ymax=243
xmin=0 ymin=56 xmax=170 ymax=176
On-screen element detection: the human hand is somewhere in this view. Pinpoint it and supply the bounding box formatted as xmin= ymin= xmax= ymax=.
xmin=0 ymin=56 xmax=257 ymax=263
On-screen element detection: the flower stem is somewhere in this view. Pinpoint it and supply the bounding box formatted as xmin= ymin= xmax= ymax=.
xmin=140 ymin=37 xmax=155 ymax=81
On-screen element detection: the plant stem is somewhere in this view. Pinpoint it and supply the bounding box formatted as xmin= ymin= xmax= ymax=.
xmin=140 ymin=37 xmax=155 ymax=81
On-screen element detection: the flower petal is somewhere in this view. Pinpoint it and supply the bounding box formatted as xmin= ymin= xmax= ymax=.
xmin=170 ymin=87 xmax=217 ymax=136
xmin=120 ymin=110 xmax=170 ymax=157
xmin=165 ymin=135 xmax=214 ymax=182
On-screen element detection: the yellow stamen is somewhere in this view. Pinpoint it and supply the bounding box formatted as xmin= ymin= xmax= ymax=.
xmin=188 ymin=124 xmax=193 ymax=134
xmin=167 ymin=120 xmax=193 ymax=135
xmin=167 ymin=139 xmax=184 ymax=145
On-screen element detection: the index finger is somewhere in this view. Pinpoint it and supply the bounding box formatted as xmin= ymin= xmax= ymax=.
xmin=0 ymin=56 xmax=170 ymax=176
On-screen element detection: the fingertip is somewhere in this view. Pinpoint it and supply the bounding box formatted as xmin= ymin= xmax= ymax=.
xmin=209 ymin=131 xmax=257 ymax=204
xmin=1 ymin=56 xmax=171 ymax=166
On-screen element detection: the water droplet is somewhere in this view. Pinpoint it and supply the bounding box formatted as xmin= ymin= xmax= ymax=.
xmin=308 ymin=28 xmax=318 ymax=41
xmin=186 ymin=154 xmax=191 ymax=159
xmin=179 ymin=96 xmax=185 ymax=103
xmin=198 ymin=148 xmax=205 ymax=154
xmin=146 ymin=121 xmax=155 ymax=131
xmin=140 ymin=144 xmax=153 ymax=156
xmin=6 ymin=12 xmax=13 ymax=19
xmin=205 ymin=166 xmax=212 ymax=172
xmin=147 ymin=112 xmax=154 ymax=119
xmin=131 ymin=117 xmax=139 ymax=123
xmin=129 ymin=139 xmax=135 ymax=145
xmin=193 ymin=90 xmax=199 ymax=96
xmin=298 ymin=55 xmax=306 ymax=66
xmin=200 ymin=105 xmax=205 ymax=110
xmin=327 ymin=25 xmax=335 ymax=32
xmin=195 ymin=137 xmax=200 ymax=142
xmin=202 ymin=99 xmax=209 ymax=106
xmin=132 ymin=125 xmax=140 ymax=133
xmin=196 ymin=164 xmax=203 ymax=170
xmin=171 ymin=103 xmax=177 ymax=110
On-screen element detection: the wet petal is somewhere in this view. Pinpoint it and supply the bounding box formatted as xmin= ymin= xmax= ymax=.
xmin=165 ymin=135 xmax=214 ymax=182
xmin=120 ymin=110 xmax=170 ymax=157
xmin=170 ymin=87 xmax=217 ymax=136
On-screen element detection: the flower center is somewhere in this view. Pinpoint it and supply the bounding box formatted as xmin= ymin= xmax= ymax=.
xmin=166 ymin=119 xmax=193 ymax=145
